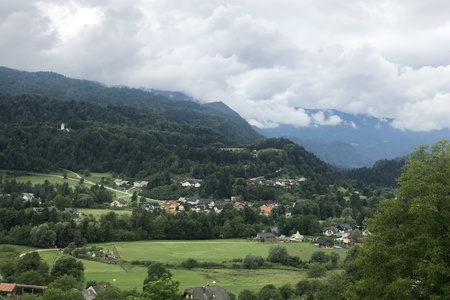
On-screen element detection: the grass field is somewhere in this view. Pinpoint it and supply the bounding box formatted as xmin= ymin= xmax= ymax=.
xmin=34 ymin=240 xmax=346 ymax=295
xmin=11 ymin=173 xmax=84 ymax=187
xmin=78 ymin=208 xmax=133 ymax=219
xmin=3 ymin=170 xmax=134 ymax=201
xmin=111 ymin=239 xmax=343 ymax=263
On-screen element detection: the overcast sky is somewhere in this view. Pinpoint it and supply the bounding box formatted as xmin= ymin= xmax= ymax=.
xmin=1 ymin=0 xmax=450 ymax=131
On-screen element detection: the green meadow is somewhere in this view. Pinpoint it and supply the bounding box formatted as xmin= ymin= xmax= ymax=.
xmin=3 ymin=170 xmax=134 ymax=201
xmin=33 ymin=240 xmax=346 ymax=295
xmin=78 ymin=208 xmax=133 ymax=219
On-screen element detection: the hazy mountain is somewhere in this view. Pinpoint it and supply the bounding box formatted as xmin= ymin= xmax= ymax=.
xmin=256 ymin=108 xmax=449 ymax=167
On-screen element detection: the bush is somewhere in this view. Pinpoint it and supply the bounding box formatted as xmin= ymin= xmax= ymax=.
xmin=180 ymin=258 xmax=198 ymax=269
xmin=307 ymin=263 xmax=327 ymax=278
xmin=287 ymin=255 xmax=305 ymax=268
xmin=310 ymin=251 xmax=330 ymax=264
xmin=243 ymin=254 xmax=264 ymax=269
xmin=267 ymin=245 xmax=289 ymax=266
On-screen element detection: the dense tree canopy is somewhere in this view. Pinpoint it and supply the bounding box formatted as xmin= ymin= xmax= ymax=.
xmin=51 ymin=256 xmax=85 ymax=283
xmin=345 ymin=140 xmax=450 ymax=299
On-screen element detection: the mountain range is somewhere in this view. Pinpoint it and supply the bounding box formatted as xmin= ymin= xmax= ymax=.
xmin=1 ymin=66 xmax=446 ymax=168
xmin=255 ymin=109 xmax=449 ymax=167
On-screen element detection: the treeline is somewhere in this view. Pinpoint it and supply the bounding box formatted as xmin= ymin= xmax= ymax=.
xmin=338 ymin=158 xmax=406 ymax=187
xmin=0 ymin=177 xmax=395 ymax=248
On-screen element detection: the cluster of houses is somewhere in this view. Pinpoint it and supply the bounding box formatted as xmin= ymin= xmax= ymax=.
xmin=140 ymin=197 xmax=232 ymax=213
xmin=114 ymin=176 xmax=308 ymax=193
xmin=138 ymin=197 xmax=288 ymax=216
xmin=113 ymin=179 xmax=148 ymax=188
xmin=255 ymin=223 xmax=368 ymax=249
xmin=257 ymin=231 xmax=305 ymax=243
xmin=180 ymin=178 xmax=203 ymax=187
xmin=246 ymin=177 xmax=307 ymax=188
xmin=256 ymin=231 xmax=337 ymax=249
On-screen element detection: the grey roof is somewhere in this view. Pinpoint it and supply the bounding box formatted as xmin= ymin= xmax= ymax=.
xmin=181 ymin=286 xmax=231 ymax=300
xmin=316 ymin=237 xmax=333 ymax=245
xmin=257 ymin=232 xmax=276 ymax=239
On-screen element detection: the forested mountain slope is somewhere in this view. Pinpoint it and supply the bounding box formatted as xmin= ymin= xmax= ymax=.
xmin=0 ymin=66 xmax=263 ymax=145
xmin=0 ymin=94 xmax=332 ymax=196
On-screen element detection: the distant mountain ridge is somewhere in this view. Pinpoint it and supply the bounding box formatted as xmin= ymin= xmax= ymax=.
xmin=256 ymin=108 xmax=450 ymax=167
xmin=0 ymin=66 xmax=263 ymax=146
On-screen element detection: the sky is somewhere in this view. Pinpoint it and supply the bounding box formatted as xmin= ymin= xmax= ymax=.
xmin=1 ymin=0 xmax=450 ymax=131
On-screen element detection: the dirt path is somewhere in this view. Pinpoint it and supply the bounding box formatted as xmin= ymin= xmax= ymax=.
xmin=19 ymin=248 xmax=60 ymax=257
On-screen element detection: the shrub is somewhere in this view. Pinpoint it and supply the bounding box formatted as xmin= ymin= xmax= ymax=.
xmin=307 ymin=263 xmax=327 ymax=278
xmin=310 ymin=251 xmax=330 ymax=264
xmin=267 ymin=245 xmax=289 ymax=266
xmin=180 ymin=258 xmax=198 ymax=269
xmin=243 ymin=254 xmax=264 ymax=269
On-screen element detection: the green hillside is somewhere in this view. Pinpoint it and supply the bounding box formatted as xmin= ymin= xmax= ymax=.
xmin=0 ymin=66 xmax=264 ymax=146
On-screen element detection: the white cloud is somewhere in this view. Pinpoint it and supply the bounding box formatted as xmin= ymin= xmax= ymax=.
xmin=0 ymin=0 xmax=450 ymax=132
xmin=392 ymin=93 xmax=450 ymax=131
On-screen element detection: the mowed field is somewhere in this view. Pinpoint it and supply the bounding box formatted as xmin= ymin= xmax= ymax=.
xmin=78 ymin=208 xmax=133 ymax=219
xmin=6 ymin=171 xmax=135 ymax=201
xmin=34 ymin=240 xmax=346 ymax=295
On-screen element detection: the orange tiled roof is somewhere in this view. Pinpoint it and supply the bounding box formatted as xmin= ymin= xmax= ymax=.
xmin=0 ymin=283 xmax=16 ymax=292
xmin=259 ymin=205 xmax=272 ymax=213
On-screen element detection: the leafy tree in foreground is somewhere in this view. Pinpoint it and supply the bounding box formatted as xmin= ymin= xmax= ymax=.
xmin=257 ymin=284 xmax=282 ymax=300
xmin=94 ymin=286 xmax=124 ymax=300
xmin=140 ymin=278 xmax=179 ymax=300
xmin=41 ymin=288 xmax=84 ymax=300
xmin=47 ymin=274 xmax=82 ymax=291
xmin=345 ymin=140 xmax=450 ymax=299
xmin=237 ymin=289 xmax=257 ymax=300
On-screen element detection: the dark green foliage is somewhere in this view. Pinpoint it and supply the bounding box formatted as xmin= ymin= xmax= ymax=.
xmin=344 ymin=140 xmax=450 ymax=299
xmin=94 ymin=286 xmax=124 ymax=300
xmin=342 ymin=158 xmax=406 ymax=187
xmin=278 ymin=283 xmax=295 ymax=300
xmin=296 ymin=279 xmax=312 ymax=297
xmin=267 ymin=245 xmax=289 ymax=266
xmin=329 ymin=252 xmax=340 ymax=269
xmin=141 ymin=278 xmax=180 ymax=300
xmin=238 ymin=289 xmax=257 ymax=300
xmin=310 ymin=251 xmax=330 ymax=264
xmin=51 ymin=256 xmax=84 ymax=283
xmin=243 ymin=254 xmax=264 ymax=269
xmin=143 ymin=262 xmax=172 ymax=285
xmin=307 ymin=263 xmax=327 ymax=278
xmin=47 ymin=274 xmax=82 ymax=291
xmin=0 ymin=66 xmax=264 ymax=146
xmin=30 ymin=224 xmax=56 ymax=248
xmin=257 ymin=284 xmax=282 ymax=300
xmin=180 ymin=258 xmax=198 ymax=269
xmin=42 ymin=288 xmax=85 ymax=300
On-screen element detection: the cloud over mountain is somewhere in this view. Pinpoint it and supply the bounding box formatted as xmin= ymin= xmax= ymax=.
xmin=1 ymin=0 xmax=449 ymax=131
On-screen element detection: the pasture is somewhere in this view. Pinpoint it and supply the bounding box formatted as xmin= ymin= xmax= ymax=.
xmin=111 ymin=239 xmax=339 ymax=263
xmin=4 ymin=170 xmax=134 ymax=201
xmin=78 ymin=208 xmax=133 ymax=219
xmin=35 ymin=240 xmax=346 ymax=295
